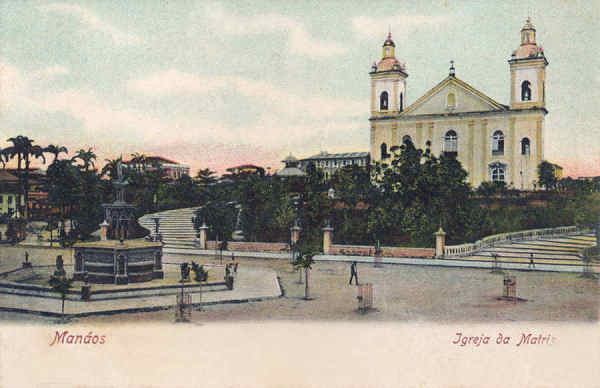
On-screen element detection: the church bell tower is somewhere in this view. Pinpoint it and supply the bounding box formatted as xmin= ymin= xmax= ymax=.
xmin=509 ymin=18 xmax=548 ymax=109
xmin=369 ymin=32 xmax=408 ymax=115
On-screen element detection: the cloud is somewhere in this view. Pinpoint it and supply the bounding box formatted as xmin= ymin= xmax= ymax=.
xmin=203 ymin=3 xmax=346 ymax=58
xmin=127 ymin=69 xmax=367 ymax=119
xmin=1 ymin=63 xmax=367 ymax=174
xmin=0 ymin=62 xmax=26 ymax=105
xmin=351 ymin=14 xmax=448 ymax=41
xmin=39 ymin=3 xmax=142 ymax=45
xmin=31 ymin=65 xmax=70 ymax=79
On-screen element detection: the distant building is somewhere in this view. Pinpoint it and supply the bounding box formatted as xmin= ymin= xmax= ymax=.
xmin=225 ymin=164 xmax=266 ymax=176
xmin=0 ymin=168 xmax=52 ymax=219
xmin=298 ymin=151 xmax=370 ymax=179
xmin=276 ymin=155 xmax=306 ymax=177
xmin=0 ymin=170 xmax=23 ymax=217
xmin=125 ymin=156 xmax=190 ymax=180
xmin=551 ymin=163 xmax=563 ymax=179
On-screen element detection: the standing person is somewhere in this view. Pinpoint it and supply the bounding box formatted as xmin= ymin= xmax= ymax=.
xmin=349 ymin=261 xmax=358 ymax=285
xmin=529 ymin=253 xmax=535 ymax=269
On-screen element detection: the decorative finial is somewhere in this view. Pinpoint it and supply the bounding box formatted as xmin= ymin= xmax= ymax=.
xmin=388 ymin=25 xmax=391 ymax=38
xmin=449 ymin=60 xmax=455 ymax=77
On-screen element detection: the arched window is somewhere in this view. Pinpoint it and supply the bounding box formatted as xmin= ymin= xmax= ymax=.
xmin=444 ymin=130 xmax=458 ymax=155
xmin=380 ymin=143 xmax=389 ymax=159
xmin=521 ymin=81 xmax=531 ymax=101
xmin=489 ymin=162 xmax=507 ymax=182
xmin=492 ymin=131 xmax=504 ymax=156
xmin=399 ymin=92 xmax=403 ymax=112
xmin=446 ymin=93 xmax=456 ymax=109
xmin=521 ymin=137 xmax=530 ymax=156
xmin=380 ymin=91 xmax=389 ymax=110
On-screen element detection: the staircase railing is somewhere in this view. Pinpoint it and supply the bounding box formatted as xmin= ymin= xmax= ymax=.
xmin=444 ymin=225 xmax=585 ymax=257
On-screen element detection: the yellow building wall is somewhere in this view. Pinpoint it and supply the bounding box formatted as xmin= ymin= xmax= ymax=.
xmin=370 ymin=111 xmax=544 ymax=190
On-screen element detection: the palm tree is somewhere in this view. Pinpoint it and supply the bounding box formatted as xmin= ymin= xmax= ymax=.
xmin=3 ymin=136 xmax=46 ymax=220
xmin=100 ymin=156 xmax=122 ymax=180
xmin=45 ymin=144 xmax=68 ymax=164
xmin=72 ymin=148 xmax=96 ymax=173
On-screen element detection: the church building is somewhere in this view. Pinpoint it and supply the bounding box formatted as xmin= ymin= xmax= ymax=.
xmin=369 ymin=19 xmax=547 ymax=190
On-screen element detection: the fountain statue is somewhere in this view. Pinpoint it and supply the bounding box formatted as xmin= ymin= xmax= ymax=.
xmin=73 ymin=161 xmax=164 ymax=284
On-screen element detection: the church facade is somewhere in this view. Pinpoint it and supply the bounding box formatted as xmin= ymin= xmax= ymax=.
xmin=369 ymin=19 xmax=548 ymax=190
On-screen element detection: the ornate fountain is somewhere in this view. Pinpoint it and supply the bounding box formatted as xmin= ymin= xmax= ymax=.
xmin=73 ymin=162 xmax=164 ymax=284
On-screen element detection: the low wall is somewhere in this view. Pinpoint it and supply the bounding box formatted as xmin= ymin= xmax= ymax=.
xmin=444 ymin=225 xmax=582 ymax=257
xmin=330 ymin=244 xmax=434 ymax=258
xmin=204 ymin=241 xmax=434 ymax=258
xmin=206 ymin=241 xmax=289 ymax=253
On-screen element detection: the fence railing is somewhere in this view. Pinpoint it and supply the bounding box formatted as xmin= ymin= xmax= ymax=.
xmin=444 ymin=225 xmax=583 ymax=257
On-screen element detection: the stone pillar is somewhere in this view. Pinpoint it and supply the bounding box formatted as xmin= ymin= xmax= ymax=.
xmin=290 ymin=222 xmax=301 ymax=245
xmin=73 ymin=251 xmax=85 ymax=281
xmin=100 ymin=220 xmax=109 ymax=241
xmin=199 ymin=223 xmax=209 ymax=249
xmin=435 ymin=227 xmax=446 ymax=259
xmin=322 ymin=225 xmax=334 ymax=255
xmin=115 ymin=254 xmax=128 ymax=285
xmin=153 ymin=250 xmax=164 ymax=279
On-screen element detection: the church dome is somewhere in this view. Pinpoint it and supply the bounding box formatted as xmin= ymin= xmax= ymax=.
xmin=514 ymin=17 xmax=544 ymax=59
xmin=383 ymin=32 xmax=396 ymax=48
xmin=376 ymin=32 xmax=406 ymax=72
xmin=377 ymin=57 xmax=402 ymax=71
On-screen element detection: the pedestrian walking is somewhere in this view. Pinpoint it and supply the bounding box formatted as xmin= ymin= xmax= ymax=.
xmin=529 ymin=253 xmax=535 ymax=269
xmin=349 ymin=261 xmax=359 ymax=285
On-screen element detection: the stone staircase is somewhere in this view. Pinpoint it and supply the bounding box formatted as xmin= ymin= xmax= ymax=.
xmin=464 ymin=233 xmax=597 ymax=267
xmin=139 ymin=207 xmax=200 ymax=249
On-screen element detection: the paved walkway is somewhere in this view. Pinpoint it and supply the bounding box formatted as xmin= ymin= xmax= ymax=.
xmin=0 ymin=265 xmax=282 ymax=317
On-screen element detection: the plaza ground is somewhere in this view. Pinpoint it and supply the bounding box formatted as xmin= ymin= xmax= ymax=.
xmin=0 ymin=246 xmax=596 ymax=323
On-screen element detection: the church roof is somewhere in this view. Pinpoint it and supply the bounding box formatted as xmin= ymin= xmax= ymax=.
xmin=302 ymin=151 xmax=369 ymax=161
xmin=401 ymin=74 xmax=508 ymax=116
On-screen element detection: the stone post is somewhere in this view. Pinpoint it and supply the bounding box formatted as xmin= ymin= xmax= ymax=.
xmin=100 ymin=220 xmax=109 ymax=241
xmin=153 ymin=251 xmax=164 ymax=279
xmin=322 ymin=224 xmax=334 ymax=255
xmin=199 ymin=223 xmax=209 ymax=249
xmin=435 ymin=227 xmax=446 ymax=259
xmin=290 ymin=222 xmax=301 ymax=245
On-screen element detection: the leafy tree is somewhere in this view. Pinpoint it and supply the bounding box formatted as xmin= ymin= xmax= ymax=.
xmin=194 ymin=199 xmax=237 ymax=252
xmin=538 ymin=161 xmax=557 ymax=191
xmin=45 ymin=159 xmax=80 ymax=245
xmin=293 ymin=239 xmax=320 ymax=300
xmin=195 ymin=168 xmax=218 ymax=186
xmin=49 ymin=275 xmax=73 ymax=321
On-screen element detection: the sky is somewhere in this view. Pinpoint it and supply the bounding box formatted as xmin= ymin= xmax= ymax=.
xmin=1 ymin=0 xmax=599 ymax=177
